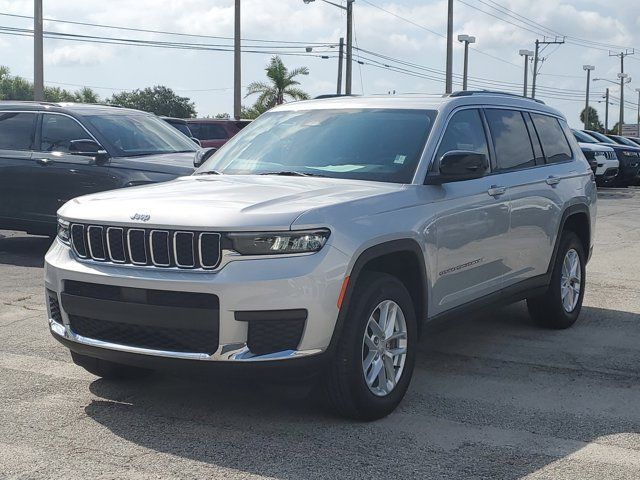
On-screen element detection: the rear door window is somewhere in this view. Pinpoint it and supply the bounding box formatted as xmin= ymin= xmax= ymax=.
xmin=0 ymin=112 xmax=37 ymax=150
xmin=531 ymin=114 xmax=573 ymax=163
xmin=485 ymin=109 xmax=536 ymax=171
xmin=40 ymin=114 xmax=89 ymax=153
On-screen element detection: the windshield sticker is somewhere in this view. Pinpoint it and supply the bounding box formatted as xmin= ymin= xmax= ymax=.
xmin=394 ymin=154 xmax=407 ymax=164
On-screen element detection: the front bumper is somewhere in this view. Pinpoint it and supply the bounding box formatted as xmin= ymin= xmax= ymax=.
xmin=45 ymin=240 xmax=350 ymax=366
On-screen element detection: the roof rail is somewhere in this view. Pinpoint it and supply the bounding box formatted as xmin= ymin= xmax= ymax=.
xmin=448 ymin=90 xmax=546 ymax=105
xmin=314 ymin=94 xmax=359 ymax=99
xmin=0 ymin=100 xmax=61 ymax=107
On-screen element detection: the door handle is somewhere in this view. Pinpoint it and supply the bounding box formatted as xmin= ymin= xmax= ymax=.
xmin=35 ymin=158 xmax=53 ymax=166
xmin=545 ymin=175 xmax=561 ymax=186
xmin=487 ymin=185 xmax=506 ymax=197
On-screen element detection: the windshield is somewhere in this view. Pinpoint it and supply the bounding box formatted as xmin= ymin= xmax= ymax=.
xmin=196 ymin=108 xmax=437 ymax=183
xmin=611 ymin=135 xmax=639 ymax=147
xmin=584 ymin=130 xmax=615 ymax=144
xmin=86 ymin=114 xmax=198 ymax=157
xmin=573 ymin=130 xmax=597 ymax=143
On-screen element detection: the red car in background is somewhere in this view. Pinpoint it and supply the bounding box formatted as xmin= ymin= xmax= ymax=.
xmin=186 ymin=119 xmax=251 ymax=148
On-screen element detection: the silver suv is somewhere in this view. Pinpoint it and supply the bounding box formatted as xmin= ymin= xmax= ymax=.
xmin=45 ymin=92 xmax=596 ymax=419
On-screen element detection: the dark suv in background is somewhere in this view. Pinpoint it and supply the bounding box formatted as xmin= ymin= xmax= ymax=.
xmin=581 ymin=130 xmax=640 ymax=186
xmin=186 ymin=118 xmax=251 ymax=148
xmin=0 ymin=102 xmax=199 ymax=235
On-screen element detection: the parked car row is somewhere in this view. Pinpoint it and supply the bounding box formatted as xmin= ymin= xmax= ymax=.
xmin=0 ymin=102 xmax=250 ymax=236
xmin=573 ymin=129 xmax=640 ymax=187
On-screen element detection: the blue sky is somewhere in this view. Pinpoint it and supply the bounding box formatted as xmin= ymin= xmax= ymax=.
xmin=0 ymin=0 xmax=639 ymax=127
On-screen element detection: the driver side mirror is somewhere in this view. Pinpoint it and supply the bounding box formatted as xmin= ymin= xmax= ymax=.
xmin=69 ymin=139 xmax=109 ymax=163
xmin=425 ymin=150 xmax=489 ymax=185
xmin=194 ymin=147 xmax=218 ymax=168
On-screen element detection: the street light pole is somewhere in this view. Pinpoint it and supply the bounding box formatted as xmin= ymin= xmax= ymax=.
xmin=583 ymin=65 xmax=595 ymax=130
xmin=34 ymin=0 xmax=44 ymax=101
xmin=519 ymin=49 xmax=534 ymax=97
xmin=458 ymin=35 xmax=475 ymax=91
xmin=233 ymin=0 xmax=241 ymax=120
xmin=636 ymin=88 xmax=640 ymax=137
xmin=445 ymin=0 xmax=453 ymax=93
xmin=604 ymin=88 xmax=609 ymax=133
xmin=303 ymin=0 xmax=354 ymax=95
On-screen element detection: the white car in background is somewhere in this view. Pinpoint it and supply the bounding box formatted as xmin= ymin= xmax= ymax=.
xmin=573 ymin=131 xmax=619 ymax=187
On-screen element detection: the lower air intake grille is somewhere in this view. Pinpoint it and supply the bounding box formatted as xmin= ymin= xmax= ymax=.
xmin=236 ymin=310 xmax=307 ymax=356
xmin=47 ymin=290 xmax=62 ymax=324
xmin=69 ymin=315 xmax=219 ymax=354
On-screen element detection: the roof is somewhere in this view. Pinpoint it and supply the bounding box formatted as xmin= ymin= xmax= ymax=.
xmin=0 ymin=100 xmax=150 ymax=116
xmin=271 ymin=91 xmax=564 ymax=119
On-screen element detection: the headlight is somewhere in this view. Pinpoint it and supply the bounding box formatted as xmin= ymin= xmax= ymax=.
xmin=228 ymin=229 xmax=330 ymax=255
xmin=622 ymin=150 xmax=639 ymax=157
xmin=57 ymin=218 xmax=70 ymax=245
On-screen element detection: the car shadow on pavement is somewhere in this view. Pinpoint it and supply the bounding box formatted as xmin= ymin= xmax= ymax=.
xmin=0 ymin=233 xmax=52 ymax=268
xmin=82 ymin=302 xmax=640 ymax=479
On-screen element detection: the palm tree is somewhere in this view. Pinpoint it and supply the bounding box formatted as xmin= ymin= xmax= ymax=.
xmin=245 ymin=56 xmax=310 ymax=110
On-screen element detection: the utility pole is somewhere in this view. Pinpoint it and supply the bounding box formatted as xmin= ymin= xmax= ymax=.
xmin=604 ymin=88 xmax=609 ymax=133
xmin=458 ymin=35 xmax=475 ymax=91
xmin=337 ymin=37 xmax=344 ymax=95
xmin=583 ymin=65 xmax=595 ymax=130
xmin=519 ymin=49 xmax=534 ymax=97
xmin=34 ymin=0 xmax=44 ymax=101
xmin=531 ymin=37 xmax=565 ymax=99
xmin=445 ymin=0 xmax=453 ymax=93
xmin=610 ymin=49 xmax=634 ymax=135
xmin=636 ymin=88 xmax=640 ymax=137
xmin=345 ymin=0 xmax=353 ymax=95
xmin=233 ymin=0 xmax=241 ymax=120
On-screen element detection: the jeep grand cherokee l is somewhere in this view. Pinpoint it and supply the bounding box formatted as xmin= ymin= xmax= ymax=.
xmin=45 ymin=92 xmax=596 ymax=420
xmin=0 ymin=102 xmax=199 ymax=235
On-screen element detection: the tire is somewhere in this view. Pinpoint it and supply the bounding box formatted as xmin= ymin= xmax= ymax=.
xmin=71 ymin=351 xmax=152 ymax=380
xmin=527 ymin=231 xmax=586 ymax=329
xmin=323 ymin=271 xmax=417 ymax=420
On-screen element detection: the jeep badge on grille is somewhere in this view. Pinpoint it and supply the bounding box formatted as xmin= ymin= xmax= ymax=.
xmin=130 ymin=213 xmax=151 ymax=222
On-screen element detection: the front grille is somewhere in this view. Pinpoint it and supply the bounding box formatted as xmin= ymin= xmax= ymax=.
xmin=605 ymin=151 xmax=617 ymax=160
xmin=69 ymin=315 xmax=218 ymax=354
xmin=70 ymin=224 xmax=221 ymax=270
xmin=47 ymin=290 xmax=62 ymax=324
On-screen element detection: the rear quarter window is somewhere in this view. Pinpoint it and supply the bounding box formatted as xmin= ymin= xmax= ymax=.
xmin=0 ymin=112 xmax=37 ymax=150
xmin=531 ymin=114 xmax=573 ymax=163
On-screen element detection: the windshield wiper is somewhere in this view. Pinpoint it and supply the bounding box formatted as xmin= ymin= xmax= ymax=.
xmin=259 ymin=171 xmax=325 ymax=177
xmin=195 ymin=170 xmax=223 ymax=175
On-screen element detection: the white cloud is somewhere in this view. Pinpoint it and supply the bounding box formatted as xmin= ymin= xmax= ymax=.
xmin=45 ymin=44 xmax=114 ymax=67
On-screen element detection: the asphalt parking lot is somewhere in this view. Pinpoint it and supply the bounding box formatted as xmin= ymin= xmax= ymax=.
xmin=1 ymin=188 xmax=639 ymax=480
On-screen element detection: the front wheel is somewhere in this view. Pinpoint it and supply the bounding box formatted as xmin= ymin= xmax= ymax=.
xmin=527 ymin=231 xmax=586 ymax=329
xmin=323 ymin=272 xmax=417 ymax=420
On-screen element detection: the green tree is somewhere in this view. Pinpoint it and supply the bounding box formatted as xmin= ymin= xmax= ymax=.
xmin=108 ymin=86 xmax=196 ymax=117
xmin=580 ymin=106 xmax=604 ymax=132
xmin=214 ymin=112 xmax=231 ymax=119
xmin=0 ymin=65 xmax=100 ymax=103
xmin=240 ymin=103 xmax=269 ymax=120
xmin=245 ymin=56 xmax=310 ymax=110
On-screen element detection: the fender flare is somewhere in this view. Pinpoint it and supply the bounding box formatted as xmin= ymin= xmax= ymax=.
xmin=326 ymin=238 xmax=428 ymax=354
xmin=546 ymin=203 xmax=591 ymax=276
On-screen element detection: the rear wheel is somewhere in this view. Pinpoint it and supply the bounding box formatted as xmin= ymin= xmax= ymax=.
xmin=527 ymin=231 xmax=586 ymax=329
xmin=323 ymin=272 xmax=417 ymax=420
xmin=71 ymin=351 xmax=152 ymax=380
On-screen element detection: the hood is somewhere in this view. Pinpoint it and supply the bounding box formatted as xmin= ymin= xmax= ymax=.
xmin=578 ymin=142 xmax=613 ymax=153
xmin=108 ymin=151 xmax=197 ymax=176
xmin=58 ymin=175 xmax=405 ymax=230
